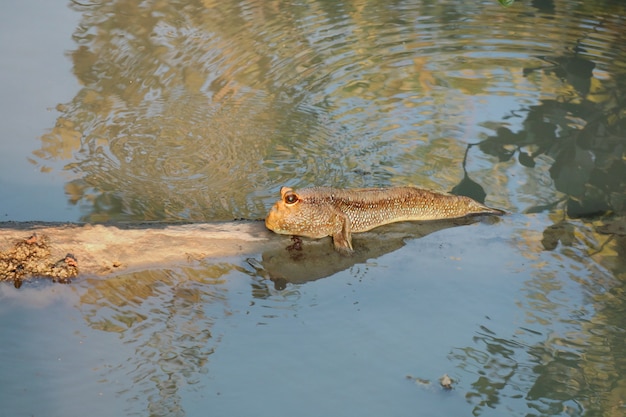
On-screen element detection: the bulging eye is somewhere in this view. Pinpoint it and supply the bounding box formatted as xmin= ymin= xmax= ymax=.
xmin=284 ymin=192 xmax=299 ymax=205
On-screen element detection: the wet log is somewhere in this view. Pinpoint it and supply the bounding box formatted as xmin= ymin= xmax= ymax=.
xmin=0 ymin=221 xmax=274 ymax=282
xmin=1 ymin=217 xmax=489 ymax=286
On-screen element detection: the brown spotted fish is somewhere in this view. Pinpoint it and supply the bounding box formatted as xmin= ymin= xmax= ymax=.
xmin=265 ymin=186 xmax=504 ymax=254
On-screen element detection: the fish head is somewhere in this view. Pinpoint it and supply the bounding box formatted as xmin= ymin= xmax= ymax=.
xmin=265 ymin=187 xmax=336 ymax=239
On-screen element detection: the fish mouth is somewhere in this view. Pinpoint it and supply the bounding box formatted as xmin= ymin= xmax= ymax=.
xmin=265 ymin=204 xmax=283 ymax=233
xmin=265 ymin=209 xmax=276 ymax=231
xmin=265 ymin=204 xmax=297 ymax=236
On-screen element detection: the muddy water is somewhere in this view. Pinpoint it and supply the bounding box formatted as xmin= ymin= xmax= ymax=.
xmin=2 ymin=0 xmax=626 ymax=416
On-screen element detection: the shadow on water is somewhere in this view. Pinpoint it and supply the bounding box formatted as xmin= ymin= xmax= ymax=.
xmin=254 ymin=217 xmax=488 ymax=289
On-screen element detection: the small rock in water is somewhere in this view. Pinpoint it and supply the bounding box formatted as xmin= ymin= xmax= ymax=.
xmin=439 ymin=374 xmax=453 ymax=390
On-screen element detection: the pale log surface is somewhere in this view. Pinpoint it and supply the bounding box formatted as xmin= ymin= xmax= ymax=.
xmin=1 ymin=221 xmax=274 ymax=277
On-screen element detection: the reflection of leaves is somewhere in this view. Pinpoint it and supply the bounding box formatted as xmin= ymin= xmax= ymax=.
xmin=479 ymin=127 xmax=519 ymax=162
xmin=37 ymin=0 xmax=335 ymax=223
xmin=566 ymin=195 xmax=610 ymax=218
xmin=518 ymin=150 xmax=535 ymax=168
xmin=479 ymin=139 xmax=515 ymax=162
xmin=498 ymin=0 xmax=516 ymax=6
xmin=451 ymin=174 xmax=487 ymax=204
xmin=525 ymin=198 xmax=564 ymax=214
xmin=541 ymin=221 xmax=575 ymax=250
xmin=80 ymin=265 xmax=233 ymax=416
xmin=596 ymin=217 xmax=626 ymax=236
xmin=549 ymin=145 xmax=594 ymax=198
xmin=452 ymin=144 xmax=488 ymax=203
xmin=481 ymin=86 xmax=625 ymax=219
xmin=531 ymin=0 xmax=555 ymax=14
xmin=523 ymin=55 xmax=595 ymax=96
xmin=513 ymin=54 xmax=624 ymax=219
xmin=450 ymin=328 xmax=520 ymax=416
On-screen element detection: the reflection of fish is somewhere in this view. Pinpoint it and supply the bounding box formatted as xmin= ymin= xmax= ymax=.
xmin=258 ymin=219 xmax=480 ymax=288
xmin=265 ymin=186 xmax=504 ymax=253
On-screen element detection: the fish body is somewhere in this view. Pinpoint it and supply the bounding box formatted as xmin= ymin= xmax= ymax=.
xmin=265 ymin=186 xmax=504 ymax=253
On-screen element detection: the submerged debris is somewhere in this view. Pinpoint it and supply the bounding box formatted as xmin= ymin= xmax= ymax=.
xmin=406 ymin=375 xmax=432 ymax=387
xmin=439 ymin=374 xmax=454 ymax=390
xmin=406 ymin=373 xmax=455 ymax=391
xmin=0 ymin=233 xmax=78 ymax=286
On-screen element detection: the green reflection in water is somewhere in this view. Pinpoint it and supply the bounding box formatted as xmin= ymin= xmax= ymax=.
xmin=34 ymin=0 xmax=626 ymax=223
xmin=35 ymin=0 xmax=529 ymax=223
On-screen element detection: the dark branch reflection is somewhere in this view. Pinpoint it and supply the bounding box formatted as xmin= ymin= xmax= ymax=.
xmin=453 ymin=14 xmax=626 ymax=413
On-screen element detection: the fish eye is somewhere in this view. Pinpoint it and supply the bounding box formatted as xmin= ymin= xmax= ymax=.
xmin=284 ymin=192 xmax=299 ymax=205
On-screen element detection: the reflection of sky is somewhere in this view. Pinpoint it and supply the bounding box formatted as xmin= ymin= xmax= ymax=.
xmin=0 ymin=1 xmax=81 ymax=221
xmin=0 ymin=286 xmax=133 ymax=417
xmin=1 ymin=220 xmax=604 ymax=416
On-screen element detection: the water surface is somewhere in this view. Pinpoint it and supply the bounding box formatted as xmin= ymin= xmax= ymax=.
xmin=1 ymin=0 xmax=626 ymax=416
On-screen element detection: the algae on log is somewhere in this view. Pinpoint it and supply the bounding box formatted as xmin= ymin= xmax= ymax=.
xmin=0 ymin=234 xmax=78 ymax=286
xmin=0 ymin=221 xmax=274 ymax=285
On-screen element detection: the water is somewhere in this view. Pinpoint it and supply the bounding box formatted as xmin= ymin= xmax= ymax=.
xmin=2 ymin=0 xmax=626 ymax=416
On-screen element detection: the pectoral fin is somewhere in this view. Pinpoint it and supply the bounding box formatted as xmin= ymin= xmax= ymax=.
xmin=331 ymin=212 xmax=353 ymax=255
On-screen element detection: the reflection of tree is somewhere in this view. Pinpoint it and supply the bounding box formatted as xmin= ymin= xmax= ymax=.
xmin=453 ymin=14 xmax=626 ymax=415
xmin=452 ymin=219 xmax=625 ymax=416
xmin=477 ymin=34 xmax=626 ymax=260
xmin=477 ymin=9 xmax=626 ymax=219
xmin=451 ymin=286 xmax=626 ymax=416
xmin=79 ymin=263 xmax=238 ymax=416
xmin=452 ymin=222 xmax=626 ymax=416
xmin=451 ymin=329 xmax=521 ymax=414
xmin=479 ymin=94 xmax=624 ymax=218
xmin=35 ymin=0 xmax=332 ymax=222
xmin=34 ymin=0 xmax=485 ymax=223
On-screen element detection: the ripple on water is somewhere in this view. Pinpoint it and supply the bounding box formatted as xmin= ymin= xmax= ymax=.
xmin=5 ymin=3 xmax=626 ymax=417
xmin=31 ymin=0 xmax=626 ymax=224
